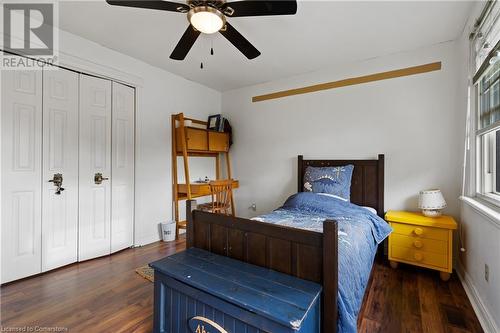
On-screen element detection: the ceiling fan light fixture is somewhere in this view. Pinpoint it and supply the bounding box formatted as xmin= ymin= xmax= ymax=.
xmin=188 ymin=6 xmax=225 ymax=34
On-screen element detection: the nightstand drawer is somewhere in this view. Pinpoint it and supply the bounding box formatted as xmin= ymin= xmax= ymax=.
xmin=391 ymin=222 xmax=448 ymax=241
xmin=390 ymin=234 xmax=447 ymax=254
xmin=390 ymin=245 xmax=448 ymax=269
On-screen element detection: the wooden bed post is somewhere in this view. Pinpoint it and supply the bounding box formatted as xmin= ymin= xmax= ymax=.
xmin=172 ymin=114 xmax=178 ymax=238
xmin=376 ymin=154 xmax=386 ymax=256
xmin=323 ymin=219 xmax=338 ymax=333
xmin=186 ymin=200 xmax=197 ymax=248
xmin=298 ymin=155 xmax=304 ymax=192
xmin=377 ymin=154 xmax=385 ymax=218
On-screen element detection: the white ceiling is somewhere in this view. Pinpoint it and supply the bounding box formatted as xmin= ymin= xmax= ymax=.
xmin=59 ymin=1 xmax=475 ymax=91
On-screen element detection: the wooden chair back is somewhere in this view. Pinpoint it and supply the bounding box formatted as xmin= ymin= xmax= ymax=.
xmin=209 ymin=179 xmax=233 ymax=216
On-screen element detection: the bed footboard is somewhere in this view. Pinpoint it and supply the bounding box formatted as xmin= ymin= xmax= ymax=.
xmin=186 ymin=200 xmax=338 ymax=333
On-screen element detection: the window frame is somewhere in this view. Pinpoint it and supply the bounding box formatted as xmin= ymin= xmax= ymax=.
xmin=476 ymin=64 xmax=500 ymax=206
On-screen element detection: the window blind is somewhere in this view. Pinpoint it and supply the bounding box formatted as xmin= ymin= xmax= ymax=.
xmin=480 ymin=62 xmax=500 ymax=128
xmin=473 ymin=1 xmax=500 ymax=82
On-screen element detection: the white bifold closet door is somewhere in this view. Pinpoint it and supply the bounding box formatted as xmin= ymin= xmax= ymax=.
xmin=111 ymin=82 xmax=135 ymax=253
xmin=79 ymin=74 xmax=112 ymax=261
xmin=1 ymin=69 xmax=43 ymax=283
xmin=1 ymin=66 xmax=135 ymax=281
xmin=41 ymin=67 xmax=79 ymax=271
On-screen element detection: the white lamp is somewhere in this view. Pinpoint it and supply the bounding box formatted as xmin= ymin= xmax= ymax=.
xmin=418 ymin=189 xmax=446 ymax=217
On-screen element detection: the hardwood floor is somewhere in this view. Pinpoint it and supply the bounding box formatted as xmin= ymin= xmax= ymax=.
xmin=1 ymin=238 xmax=184 ymax=333
xmin=358 ymin=256 xmax=483 ymax=333
xmin=1 ymin=238 xmax=482 ymax=333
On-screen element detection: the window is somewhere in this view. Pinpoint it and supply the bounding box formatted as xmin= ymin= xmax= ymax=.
xmin=479 ymin=62 xmax=500 ymax=128
xmin=477 ymin=62 xmax=500 ymax=202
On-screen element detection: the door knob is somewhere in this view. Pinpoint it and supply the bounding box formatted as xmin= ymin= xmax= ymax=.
xmin=48 ymin=173 xmax=65 ymax=195
xmin=94 ymin=173 xmax=109 ymax=185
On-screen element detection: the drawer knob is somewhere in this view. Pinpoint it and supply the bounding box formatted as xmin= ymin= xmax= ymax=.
xmin=413 ymin=240 xmax=423 ymax=248
xmin=414 ymin=227 xmax=424 ymax=236
xmin=414 ymin=253 xmax=424 ymax=261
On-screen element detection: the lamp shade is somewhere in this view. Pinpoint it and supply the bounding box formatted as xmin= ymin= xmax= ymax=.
xmin=418 ymin=189 xmax=446 ymax=210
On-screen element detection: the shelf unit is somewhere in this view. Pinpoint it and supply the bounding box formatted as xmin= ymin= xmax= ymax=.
xmin=171 ymin=113 xmax=236 ymax=238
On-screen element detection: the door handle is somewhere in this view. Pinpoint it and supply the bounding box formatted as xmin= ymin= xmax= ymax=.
xmin=48 ymin=173 xmax=65 ymax=195
xmin=94 ymin=173 xmax=109 ymax=185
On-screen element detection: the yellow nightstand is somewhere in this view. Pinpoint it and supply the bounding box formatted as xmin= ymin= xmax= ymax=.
xmin=385 ymin=210 xmax=457 ymax=281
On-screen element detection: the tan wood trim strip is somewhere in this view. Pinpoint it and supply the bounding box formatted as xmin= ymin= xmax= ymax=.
xmin=252 ymin=62 xmax=442 ymax=103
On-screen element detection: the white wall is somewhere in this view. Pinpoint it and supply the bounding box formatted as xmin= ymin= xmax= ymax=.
xmin=460 ymin=201 xmax=500 ymax=332
xmin=222 ymin=41 xmax=464 ymax=219
xmin=57 ymin=29 xmax=220 ymax=246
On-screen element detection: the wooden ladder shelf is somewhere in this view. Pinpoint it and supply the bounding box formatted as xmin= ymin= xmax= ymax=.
xmin=171 ymin=113 xmax=237 ymax=238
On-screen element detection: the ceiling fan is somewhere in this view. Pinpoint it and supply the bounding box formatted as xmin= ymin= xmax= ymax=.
xmin=105 ymin=0 xmax=297 ymax=60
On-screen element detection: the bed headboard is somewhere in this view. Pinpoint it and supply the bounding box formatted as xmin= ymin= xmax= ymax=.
xmin=297 ymin=154 xmax=385 ymax=217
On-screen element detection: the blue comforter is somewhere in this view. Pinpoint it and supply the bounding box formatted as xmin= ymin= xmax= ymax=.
xmin=252 ymin=192 xmax=392 ymax=333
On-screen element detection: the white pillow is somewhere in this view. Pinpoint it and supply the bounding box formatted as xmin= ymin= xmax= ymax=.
xmin=317 ymin=193 xmax=348 ymax=201
xmin=362 ymin=206 xmax=377 ymax=215
xmin=316 ymin=193 xmax=377 ymax=214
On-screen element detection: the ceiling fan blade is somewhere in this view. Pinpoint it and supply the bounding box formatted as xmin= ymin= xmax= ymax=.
xmin=219 ymin=22 xmax=260 ymax=59
xmin=170 ymin=26 xmax=201 ymax=60
xmin=106 ymin=0 xmax=189 ymax=13
xmin=222 ymin=1 xmax=297 ymax=17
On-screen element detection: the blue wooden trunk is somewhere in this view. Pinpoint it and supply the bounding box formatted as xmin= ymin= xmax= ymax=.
xmin=150 ymin=248 xmax=322 ymax=333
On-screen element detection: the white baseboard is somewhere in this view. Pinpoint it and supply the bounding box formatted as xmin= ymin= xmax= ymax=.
xmin=135 ymin=233 xmax=161 ymax=247
xmin=456 ymin=263 xmax=499 ymax=333
xmin=134 ymin=229 xmax=185 ymax=247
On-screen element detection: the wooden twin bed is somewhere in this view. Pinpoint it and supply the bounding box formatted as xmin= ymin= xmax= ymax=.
xmin=185 ymin=154 xmax=385 ymax=333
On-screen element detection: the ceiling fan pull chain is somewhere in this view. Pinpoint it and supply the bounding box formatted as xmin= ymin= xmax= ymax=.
xmin=211 ymin=39 xmax=214 ymax=55
xmin=200 ymin=62 xmax=204 ymax=69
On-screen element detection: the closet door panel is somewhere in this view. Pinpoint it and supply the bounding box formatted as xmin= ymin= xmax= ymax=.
xmin=111 ymin=82 xmax=135 ymax=252
xmin=79 ymin=75 xmax=112 ymax=261
xmin=1 ymin=69 xmax=43 ymax=283
xmin=42 ymin=67 xmax=79 ymax=271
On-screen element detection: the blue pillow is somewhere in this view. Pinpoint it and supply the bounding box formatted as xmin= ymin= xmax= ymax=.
xmin=303 ymin=165 xmax=354 ymax=201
